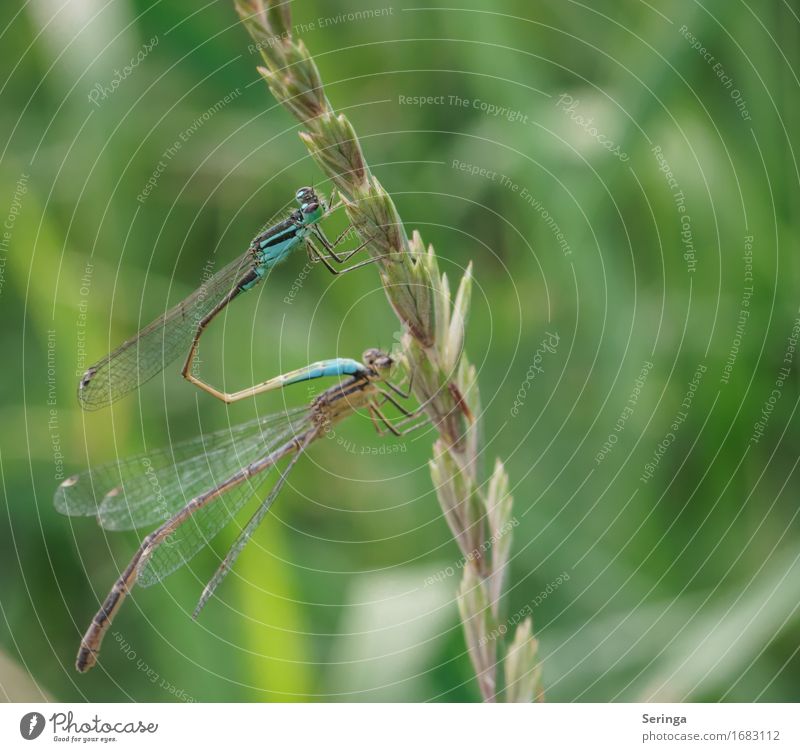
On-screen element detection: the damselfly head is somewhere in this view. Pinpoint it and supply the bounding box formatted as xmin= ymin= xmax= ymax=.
xmin=295 ymin=186 xmax=314 ymax=205
xmin=296 ymin=186 xmax=320 ymax=209
xmin=363 ymin=348 xmax=393 ymax=374
xmin=296 ymin=186 xmax=322 ymax=223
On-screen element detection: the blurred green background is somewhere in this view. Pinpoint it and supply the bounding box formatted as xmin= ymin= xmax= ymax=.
xmin=1 ymin=0 xmax=799 ymax=702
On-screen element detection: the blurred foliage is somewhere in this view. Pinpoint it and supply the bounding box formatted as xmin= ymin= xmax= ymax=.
xmin=1 ymin=0 xmax=799 ymax=701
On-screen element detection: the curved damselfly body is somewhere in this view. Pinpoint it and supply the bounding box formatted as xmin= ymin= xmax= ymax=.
xmin=56 ymin=349 xmax=422 ymax=672
xmin=77 ymin=187 xmax=374 ymax=410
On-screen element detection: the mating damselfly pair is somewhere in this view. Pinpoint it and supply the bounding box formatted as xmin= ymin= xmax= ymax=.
xmin=57 ymin=188 xmax=424 ymax=672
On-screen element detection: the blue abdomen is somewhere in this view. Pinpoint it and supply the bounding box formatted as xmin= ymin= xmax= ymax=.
xmin=284 ymin=358 xmax=366 ymax=386
xmin=314 ymin=358 xmax=365 ymax=379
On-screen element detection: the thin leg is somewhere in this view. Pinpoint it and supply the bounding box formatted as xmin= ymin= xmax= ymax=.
xmin=369 ymin=404 xmax=402 ymax=436
xmin=392 ymin=418 xmax=430 ymax=436
xmin=305 ymin=237 xmax=380 ymax=276
xmin=378 ymin=400 xmax=429 ymax=430
xmin=377 ymin=388 xmax=420 ymax=418
xmin=380 ymin=371 xmax=436 ymax=416
xmin=368 ymin=405 xmax=391 ymax=437
xmin=325 ymin=188 xmax=343 ymax=214
xmin=370 ymin=403 xmax=428 ymax=437
xmin=383 ymin=369 xmax=415 ymax=400
xmin=314 ymin=224 xmax=358 ymax=256
xmin=312 ymin=225 xmax=369 ymax=264
xmin=395 ymin=413 xmax=428 ymax=430
xmin=311 ymin=230 xmax=376 ymax=266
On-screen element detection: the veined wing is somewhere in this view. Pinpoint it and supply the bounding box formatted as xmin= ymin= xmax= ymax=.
xmin=77 ymin=250 xmax=257 ymax=410
xmin=54 ymin=406 xmax=309 ymax=532
xmin=136 ymin=419 xmax=314 ymax=588
xmin=193 ymin=429 xmax=318 ymax=616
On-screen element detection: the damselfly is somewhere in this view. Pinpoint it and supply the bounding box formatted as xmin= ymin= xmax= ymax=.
xmin=56 ymin=349 xmax=421 ymax=672
xmin=78 ymin=187 xmax=374 ymax=410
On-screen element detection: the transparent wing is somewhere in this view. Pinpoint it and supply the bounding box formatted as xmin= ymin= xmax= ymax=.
xmin=77 ymin=250 xmax=257 ymax=410
xmin=54 ymin=407 xmax=309 ymax=531
xmin=193 ymin=430 xmax=317 ymax=616
xmin=134 ymin=448 xmax=277 ymax=587
xmin=136 ymin=419 xmax=313 ymax=588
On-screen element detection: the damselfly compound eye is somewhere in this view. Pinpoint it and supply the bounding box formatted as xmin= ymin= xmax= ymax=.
xmin=363 ymin=348 xmax=393 ymax=370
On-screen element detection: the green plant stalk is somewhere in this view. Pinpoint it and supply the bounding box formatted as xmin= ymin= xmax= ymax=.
xmin=232 ymin=0 xmax=542 ymax=702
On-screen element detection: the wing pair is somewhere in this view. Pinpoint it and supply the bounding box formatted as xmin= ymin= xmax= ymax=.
xmin=55 ymin=406 xmax=312 ymax=608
